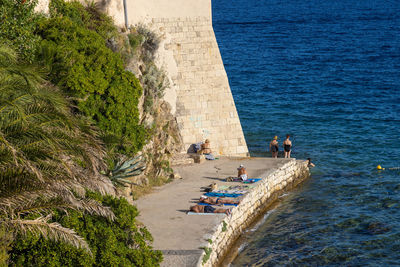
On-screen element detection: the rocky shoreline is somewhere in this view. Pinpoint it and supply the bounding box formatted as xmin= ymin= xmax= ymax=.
xmin=200 ymin=159 xmax=310 ymax=266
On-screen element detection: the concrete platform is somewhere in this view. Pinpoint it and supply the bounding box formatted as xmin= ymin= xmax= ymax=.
xmin=134 ymin=157 xmax=294 ymax=266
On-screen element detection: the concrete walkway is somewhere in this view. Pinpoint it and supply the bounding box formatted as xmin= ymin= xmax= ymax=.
xmin=134 ymin=157 xmax=293 ymax=266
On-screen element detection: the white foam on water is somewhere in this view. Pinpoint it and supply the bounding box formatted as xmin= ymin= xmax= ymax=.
xmin=278 ymin=192 xmax=290 ymax=198
xmin=237 ymin=242 xmax=248 ymax=253
xmin=248 ymin=209 xmax=276 ymax=232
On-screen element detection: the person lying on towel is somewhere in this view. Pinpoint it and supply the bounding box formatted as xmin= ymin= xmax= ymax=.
xmin=199 ymin=195 xmax=240 ymax=205
xmin=190 ymin=205 xmax=231 ymax=215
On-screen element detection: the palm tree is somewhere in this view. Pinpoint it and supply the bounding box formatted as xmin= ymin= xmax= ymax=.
xmin=0 ymin=45 xmax=115 ymax=254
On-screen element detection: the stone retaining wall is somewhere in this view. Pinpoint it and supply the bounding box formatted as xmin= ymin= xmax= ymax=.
xmin=147 ymin=15 xmax=249 ymax=156
xmin=199 ymin=159 xmax=310 ymax=266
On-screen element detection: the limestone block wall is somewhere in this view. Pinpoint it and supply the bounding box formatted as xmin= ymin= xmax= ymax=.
xmin=199 ymin=159 xmax=310 ymax=266
xmin=126 ymin=0 xmax=249 ymax=156
xmin=149 ymin=17 xmax=248 ymax=156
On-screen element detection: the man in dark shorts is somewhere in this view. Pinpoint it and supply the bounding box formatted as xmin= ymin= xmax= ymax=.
xmin=283 ymin=134 xmax=292 ymax=158
xmin=190 ymin=205 xmax=231 ymax=215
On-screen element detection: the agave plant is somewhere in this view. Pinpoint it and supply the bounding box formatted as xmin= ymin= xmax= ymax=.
xmin=0 ymin=45 xmax=115 ymax=254
xmin=108 ymin=156 xmax=146 ymax=187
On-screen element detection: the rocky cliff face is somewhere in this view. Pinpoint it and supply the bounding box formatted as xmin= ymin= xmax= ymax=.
xmin=119 ymin=27 xmax=185 ymax=194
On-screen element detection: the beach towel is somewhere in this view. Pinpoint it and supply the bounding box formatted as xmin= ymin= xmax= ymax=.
xmin=213 ymin=190 xmax=248 ymax=194
xmin=187 ymin=212 xmax=226 ymax=215
xmin=204 ymin=192 xmax=243 ymax=198
xmin=204 ymin=153 xmax=215 ymax=160
xmin=226 ymin=177 xmax=262 ymax=183
xmin=198 ymin=202 xmax=238 ymax=207
xmin=243 ymin=178 xmax=262 ymax=184
xmin=217 ymin=185 xmax=256 ymax=190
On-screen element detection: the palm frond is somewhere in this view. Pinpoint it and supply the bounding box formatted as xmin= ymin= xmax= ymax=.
xmin=8 ymin=216 xmax=92 ymax=254
xmin=0 ymin=44 xmax=117 ymax=253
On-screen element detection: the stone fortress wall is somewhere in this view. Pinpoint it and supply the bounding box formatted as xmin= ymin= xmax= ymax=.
xmin=36 ymin=0 xmax=249 ymax=156
xmin=124 ymin=0 xmax=249 ymax=156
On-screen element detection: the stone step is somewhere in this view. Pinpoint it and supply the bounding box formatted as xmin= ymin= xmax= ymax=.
xmin=171 ymin=153 xmax=195 ymax=166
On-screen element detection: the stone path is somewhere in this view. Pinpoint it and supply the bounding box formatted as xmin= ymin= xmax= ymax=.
xmin=134 ymin=157 xmax=292 ymax=266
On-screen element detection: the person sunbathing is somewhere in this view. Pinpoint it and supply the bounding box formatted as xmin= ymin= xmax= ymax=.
xmin=201 ymin=139 xmax=212 ymax=154
xmin=237 ymin=164 xmax=248 ymax=181
xmin=190 ymin=205 xmax=231 ymax=215
xmin=199 ymin=196 xmax=240 ymax=205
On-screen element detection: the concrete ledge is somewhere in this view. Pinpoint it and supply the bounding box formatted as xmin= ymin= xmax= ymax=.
xmin=199 ymin=160 xmax=310 ymax=266
xmin=134 ymin=157 xmax=309 ymax=267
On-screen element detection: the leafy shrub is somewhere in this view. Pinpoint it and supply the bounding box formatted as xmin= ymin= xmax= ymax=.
xmin=1 ymin=44 xmax=118 ymax=262
xmin=0 ymin=225 xmax=12 ymax=266
xmin=49 ymin=0 xmax=118 ymax=40
xmin=0 ymin=0 xmax=41 ymax=62
xmin=128 ymin=32 xmax=144 ymax=53
xmin=128 ymin=25 xmax=169 ymax=115
xmin=10 ymin=194 xmax=162 ymax=267
xmin=136 ymin=24 xmax=160 ymax=62
xmin=36 ymin=1 xmax=147 ymax=155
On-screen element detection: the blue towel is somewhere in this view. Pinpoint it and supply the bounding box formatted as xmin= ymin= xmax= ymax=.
xmin=204 ymin=192 xmax=242 ymax=198
xmin=243 ymin=178 xmax=262 ymax=184
xmin=198 ymin=202 xmax=238 ymax=206
xmin=204 ymin=153 xmax=215 ymax=160
xmin=187 ymin=212 xmax=225 ymax=215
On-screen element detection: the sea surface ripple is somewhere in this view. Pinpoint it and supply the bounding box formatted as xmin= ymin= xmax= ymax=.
xmin=212 ymin=0 xmax=400 ymax=265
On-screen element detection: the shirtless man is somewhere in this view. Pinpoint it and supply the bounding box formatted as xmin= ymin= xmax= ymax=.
xmin=199 ymin=196 xmax=240 ymax=205
xmin=269 ymin=136 xmax=279 ymax=158
xmin=237 ymin=164 xmax=248 ymax=181
xmin=190 ymin=205 xmax=231 ymax=215
xmin=283 ymin=134 xmax=292 ymax=158
xmin=201 ymin=139 xmax=212 ymax=154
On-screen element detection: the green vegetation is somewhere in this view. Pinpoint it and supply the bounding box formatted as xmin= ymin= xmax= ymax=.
xmin=0 ymin=0 xmax=165 ymax=265
xmin=37 ymin=0 xmax=146 ymax=156
xmin=0 ymin=226 xmax=12 ymax=266
xmin=0 ymin=44 xmax=114 ymax=264
xmin=202 ymin=247 xmax=212 ymax=264
xmin=11 ymin=193 xmax=162 ymax=267
xmin=0 ymin=0 xmax=41 ymax=62
xmin=222 ymin=221 xmax=228 ymax=232
xmin=130 ymin=25 xmax=169 ymax=116
xmin=107 ymin=156 xmax=146 ymax=187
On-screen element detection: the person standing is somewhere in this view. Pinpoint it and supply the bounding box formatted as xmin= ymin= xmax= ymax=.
xmin=269 ymin=136 xmax=279 ymax=158
xmin=283 ymin=134 xmax=292 ymax=158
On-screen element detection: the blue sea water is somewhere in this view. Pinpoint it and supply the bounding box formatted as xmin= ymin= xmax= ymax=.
xmin=212 ymin=0 xmax=400 ymax=265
